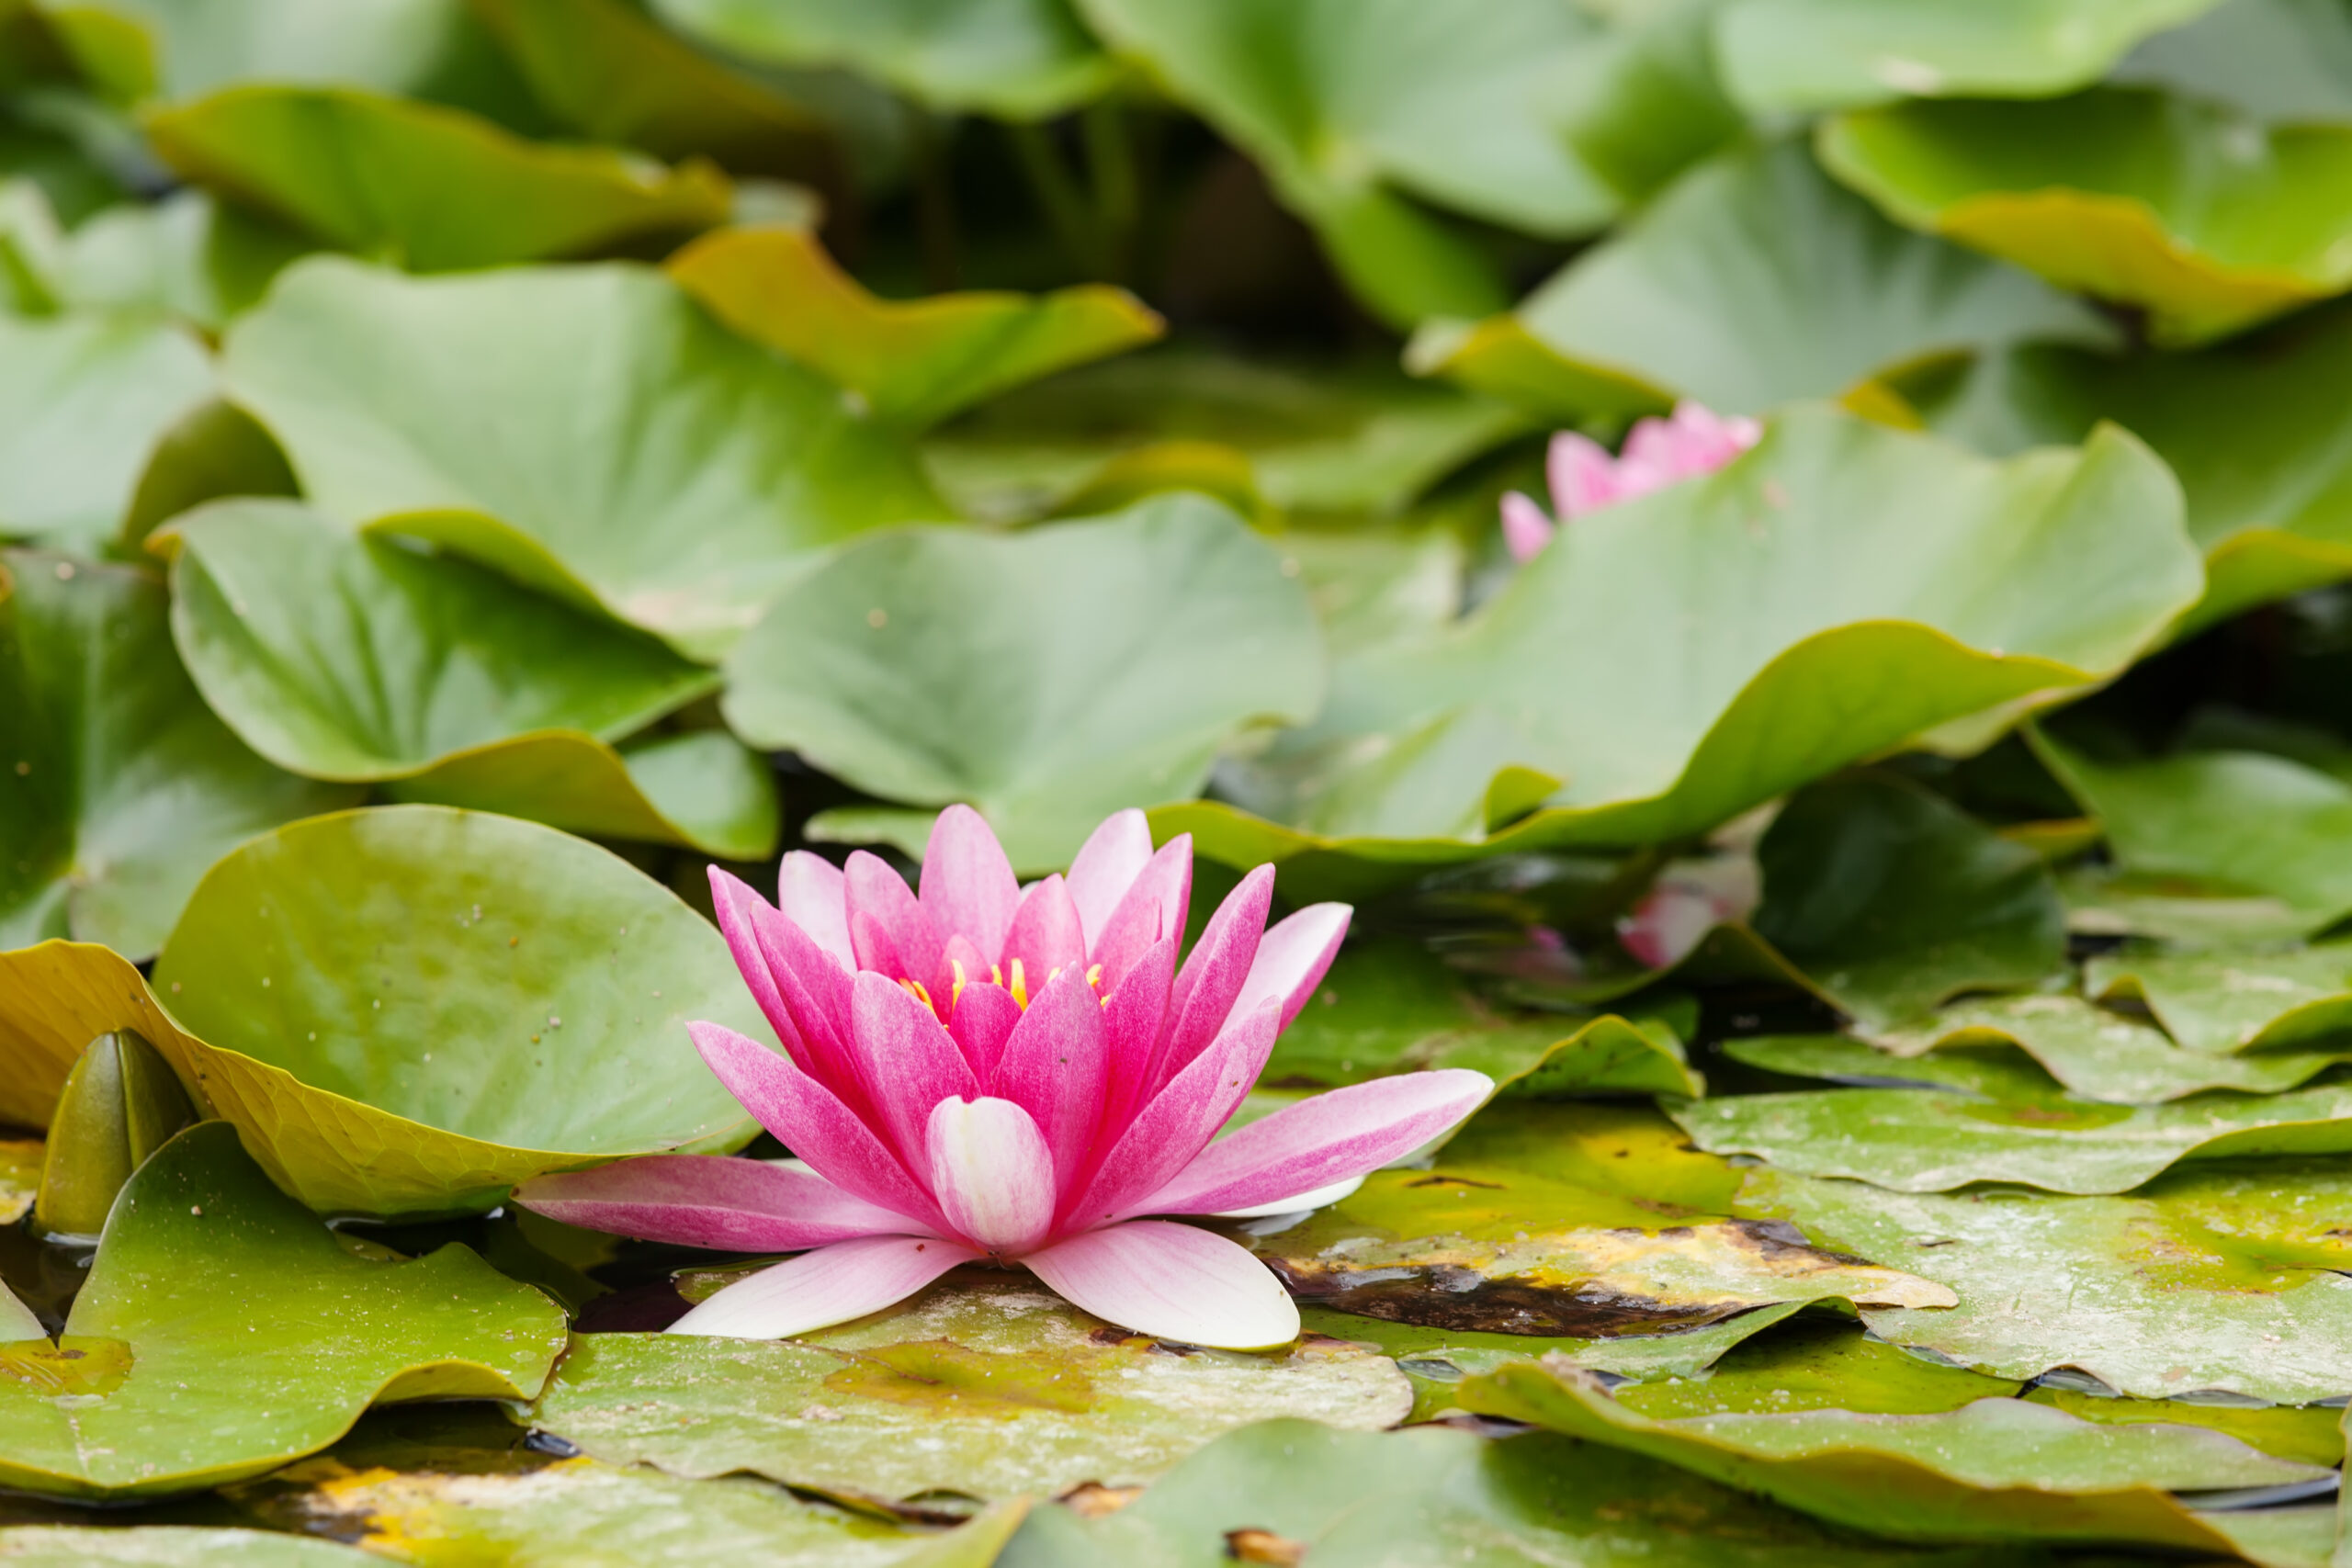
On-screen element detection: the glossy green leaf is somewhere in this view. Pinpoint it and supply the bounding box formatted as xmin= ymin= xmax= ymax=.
xmin=1712 ymin=0 xmax=2222 ymax=113
xmin=1464 ymin=1360 xmax=2313 ymax=1552
xmin=1739 ymin=1157 xmax=2352 ymax=1403
xmin=0 ymin=183 xmax=311 ymax=329
xmin=145 ymin=85 xmax=729 ymax=271
xmin=1160 ymin=406 xmax=2197 ymax=897
xmin=1820 ymin=88 xmax=2352 ymax=346
xmin=162 ymin=499 xmax=775 ymax=858
xmin=2024 ymin=1386 xmax=2345 ymax=1468
xmin=1408 ymin=141 xmax=2112 ymax=421
xmin=1753 ymin=772 xmax=2067 ymax=1030
xmin=0 ymin=551 xmax=356 ymax=961
xmin=1074 ymin=0 xmax=1612 ymax=325
xmin=0 ymin=1122 xmax=566 ymax=1497
xmin=724 ymin=496 xmax=1321 ymax=870
xmin=671 ymin=224 xmax=1160 ymax=429
xmin=1611 ymin=1315 xmax=2023 ymax=1418
xmin=31 ymin=1027 xmax=191 ymax=1237
xmin=0 ymin=310 xmax=212 ymax=550
xmin=220 ymin=255 xmax=944 ymax=659
xmin=0 ymin=1528 xmax=369 ymax=1565
xmin=2088 ymin=941 xmax=2352 ymax=1055
xmin=529 ymin=1273 xmax=1411 ymax=1503
xmin=0 ymin=1279 xmax=40 ymax=1340
xmin=132 ymin=806 xmax=773 ymax=1215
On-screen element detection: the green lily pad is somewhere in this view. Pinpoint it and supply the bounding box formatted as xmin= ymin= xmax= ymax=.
xmin=1820 ymin=88 xmax=2352 ymax=347
xmin=2025 ymin=1386 xmax=2346 ymax=1469
xmin=0 ymin=1122 xmax=566 ymax=1498
xmin=1738 ymin=1158 xmax=2352 ymax=1403
xmin=1162 ymin=406 xmax=2197 ymax=897
xmin=144 ymin=85 xmax=729 ymax=272
xmin=1556 ymin=0 xmax=1747 ymax=206
xmin=0 ymin=1528 xmax=369 ymax=1565
xmin=1611 ymin=1314 xmax=2023 ymax=1418
xmin=1408 ymin=141 xmax=2112 ymax=421
xmin=220 ymin=255 xmax=944 ymax=660
xmin=723 ymin=495 xmax=1321 ymax=870
xmin=135 ymin=806 xmax=772 ymax=1216
xmin=1463 ymin=1360 xmax=2315 ymax=1552
xmin=0 ymin=310 xmax=212 ymax=550
xmin=0 ymin=182 xmax=312 ymax=330
xmin=671 ymin=224 xmax=1160 ymax=430
xmin=1711 ymin=0 xmax=2223 ymax=113
xmin=1752 ymin=772 xmax=2068 ymax=1030
xmin=1073 ymin=0 xmax=1612 ymax=325
xmin=162 ymin=499 xmax=776 ymax=859
xmin=1276 ymin=524 xmax=1463 ymax=660
xmin=0 ymin=550 xmax=356 ymax=961
xmin=2112 ymin=0 xmax=2352 ymax=120
xmin=528 ymin=1273 xmax=1411 ymax=1504
xmin=0 ymin=1138 xmax=40 ymax=1224
xmin=2088 ymin=942 xmax=2352 ymax=1055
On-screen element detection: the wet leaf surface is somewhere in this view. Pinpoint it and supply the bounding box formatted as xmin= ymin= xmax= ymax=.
xmin=0 ymin=1141 xmax=38 ymax=1226
xmin=2087 ymin=942 xmax=2352 ymax=1055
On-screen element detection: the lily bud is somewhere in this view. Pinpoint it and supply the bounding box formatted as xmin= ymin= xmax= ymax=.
xmin=33 ymin=1030 xmax=195 ymax=1241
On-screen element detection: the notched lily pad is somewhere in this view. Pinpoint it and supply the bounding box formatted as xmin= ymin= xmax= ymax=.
xmin=527 ymin=1273 xmax=1411 ymax=1503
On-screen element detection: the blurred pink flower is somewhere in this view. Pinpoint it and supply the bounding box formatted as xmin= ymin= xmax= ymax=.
xmin=516 ymin=806 xmax=1490 ymax=1349
xmin=1501 ymin=401 xmax=1763 ymax=562
xmin=1616 ymin=854 xmax=1760 ymax=970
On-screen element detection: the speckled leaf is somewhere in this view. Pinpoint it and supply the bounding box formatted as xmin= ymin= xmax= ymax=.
xmin=2088 ymin=942 xmax=2352 ymax=1055
xmin=0 ymin=551 xmax=356 ymax=962
xmin=2025 ymin=1385 xmax=2344 ymax=1468
xmin=528 ymin=1274 xmax=1410 ymax=1503
xmin=1739 ymin=1158 xmax=2352 ymax=1403
xmin=0 ymin=311 xmax=213 ymax=550
xmin=1464 ymin=1360 xmax=2313 ymax=1551
xmin=0 ymin=1528 xmax=368 ymax=1565
xmin=1874 ymin=994 xmax=2352 ymax=1100
xmin=1408 ymin=141 xmax=2111 ymax=421
xmin=220 ymin=256 xmax=944 ymax=660
xmin=0 ymin=1122 xmax=566 ymax=1498
xmin=1611 ymin=1315 xmax=2023 ymax=1418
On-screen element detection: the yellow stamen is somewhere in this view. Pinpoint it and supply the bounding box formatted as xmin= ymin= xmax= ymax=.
xmin=899 ymin=977 xmax=933 ymax=1010
xmin=950 ymin=959 xmax=968 ymax=1009
xmin=1008 ymin=958 xmax=1029 ymax=1010
xmin=1085 ymin=964 xmax=1103 ymax=990
xmin=990 ymin=964 xmax=1004 ymax=988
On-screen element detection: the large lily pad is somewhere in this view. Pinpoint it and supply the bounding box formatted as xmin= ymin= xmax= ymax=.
xmin=1073 ymin=0 xmax=1612 ymax=325
xmin=1408 ymin=141 xmax=2112 ymax=421
xmin=145 ymin=85 xmax=729 ymax=272
xmin=0 ymin=550 xmax=355 ymax=961
xmin=0 ymin=1529 xmax=368 ymax=1565
xmin=527 ymin=1273 xmax=1411 ymax=1504
xmin=0 ymin=310 xmax=213 ymax=550
xmin=163 ymin=500 xmax=775 ymax=858
xmin=2112 ymin=0 xmax=2352 ymax=120
xmin=1161 ymin=406 xmax=2197 ymax=896
xmin=13 ymin=186 xmax=311 ymax=330
xmin=0 ymin=1122 xmax=567 ymax=1498
xmin=1611 ymin=1314 xmax=2022 ymax=1417
xmin=2088 ymin=942 xmax=2352 ymax=1055
xmin=1711 ymin=0 xmax=2224 ymax=113
xmin=220 ymin=255 xmax=944 ymax=660
xmin=1820 ymin=88 xmax=2352 ymax=346
xmin=722 ymin=495 xmax=1321 ymax=870
xmin=670 ymin=224 xmax=1160 ymax=429
xmin=1464 ymin=1360 xmax=2315 ymax=1552
xmin=1740 ymin=1158 xmax=2352 ymax=1403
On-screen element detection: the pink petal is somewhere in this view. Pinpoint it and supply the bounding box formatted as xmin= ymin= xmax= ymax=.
xmin=685 ymin=1021 xmax=943 ymax=1230
xmin=1498 ymin=491 xmax=1556 ymax=563
xmin=947 ymin=976 xmax=1021 ymax=1082
xmin=668 ymin=1235 xmax=980 ymax=1339
xmin=1065 ymin=998 xmax=1280 ymax=1229
xmin=1208 ymin=1174 xmax=1364 ymax=1219
xmin=739 ymin=886 xmax=864 ymax=1101
xmin=844 ymin=851 xmax=942 ymax=984
xmin=989 ymin=962 xmax=1109 ymax=1189
xmin=919 ymin=804 xmax=1020 ymax=962
xmin=1152 ymin=864 xmax=1273 ymax=1096
xmin=1023 ymin=1221 xmax=1298 ymax=1349
xmin=926 ymin=1097 xmax=1057 ymax=1254
xmin=1001 ymin=874 xmax=1088 ymax=989
xmin=511 ymin=1155 xmax=922 ymax=1251
xmin=1617 ymin=855 xmax=1759 ymax=970
xmin=846 ymin=972 xmax=979 ymax=1166
xmin=707 ymin=868 xmax=807 ymax=1071
xmin=1067 ymin=808 xmax=1154 ymax=953
xmin=1229 ymin=902 xmax=1350 ymax=1033
xmin=1133 ymin=1069 xmax=1494 ymax=1218
xmin=1668 ymin=400 xmax=1761 ymax=472
xmin=1094 ymin=931 xmax=1178 ymax=1148
xmin=1088 ymin=835 xmax=1192 ymax=994
xmin=932 ymin=933 xmax=992 ymax=1020
xmin=1545 ymin=430 xmax=1622 ymax=520
xmin=777 ymin=851 xmax=854 ymax=968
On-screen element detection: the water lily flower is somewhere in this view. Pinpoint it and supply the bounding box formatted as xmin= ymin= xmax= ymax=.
xmin=1500 ymin=401 xmax=1763 ymax=562
xmin=1617 ymin=853 xmax=1760 ymax=971
xmin=514 ymin=806 xmax=1491 ymax=1350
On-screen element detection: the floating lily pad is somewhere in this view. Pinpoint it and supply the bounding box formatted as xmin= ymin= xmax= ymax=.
xmin=163 ymin=500 xmax=775 ymax=858
xmin=2024 ymin=1386 xmax=2346 ymax=1469
xmin=0 ymin=310 xmax=213 ymax=550
xmin=0 ymin=1528 xmax=369 ymax=1565
xmin=221 ymin=256 xmax=944 ymax=660
xmin=2088 ymin=942 xmax=2352 ymax=1055
xmin=2112 ymin=0 xmax=2352 ymax=119
xmin=724 ymin=496 xmax=1321 ymax=870
xmin=0 ymin=1122 xmax=567 ymax=1498
xmin=1463 ymin=1360 xmax=2315 ymax=1552
xmin=1162 ymin=406 xmax=2197 ymax=897
xmin=145 ymin=85 xmax=729 ymax=272
xmin=671 ymin=225 xmax=1159 ymax=430
xmin=528 ymin=1273 xmax=1411 ymax=1503
xmin=1611 ymin=1314 xmax=2023 ymax=1417
xmin=0 ymin=551 xmax=356 ymax=960
xmin=1740 ymin=1158 xmax=2352 ymax=1403
xmin=1 ymin=182 xmax=313 ymax=330
xmin=1820 ymin=88 xmax=2352 ymax=346
xmin=1711 ymin=0 xmax=2223 ymax=113
xmin=1408 ymin=141 xmax=2111 ymax=420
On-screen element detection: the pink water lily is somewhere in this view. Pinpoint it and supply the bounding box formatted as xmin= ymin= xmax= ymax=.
xmin=1500 ymin=401 xmax=1762 ymax=562
xmin=514 ymin=806 xmax=1491 ymax=1349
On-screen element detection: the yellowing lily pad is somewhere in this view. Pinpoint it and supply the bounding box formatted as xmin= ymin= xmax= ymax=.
xmin=0 ymin=1122 xmax=567 ymax=1499
xmin=0 ymin=1139 xmax=39 ymax=1224
xmin=526 ymin=1274 xmax=1411 ymax=1503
